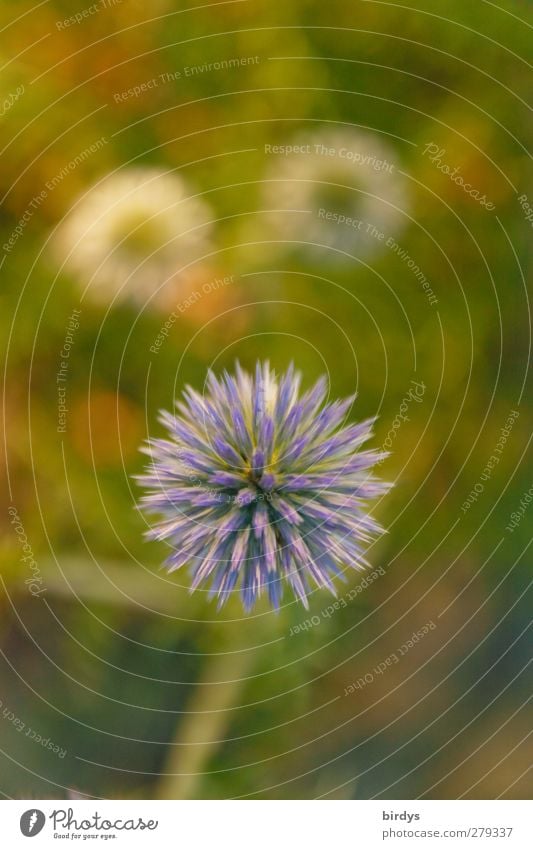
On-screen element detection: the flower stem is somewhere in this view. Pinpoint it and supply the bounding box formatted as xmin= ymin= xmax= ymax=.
xmin=157 ymin=646 xmax=252 ymax=799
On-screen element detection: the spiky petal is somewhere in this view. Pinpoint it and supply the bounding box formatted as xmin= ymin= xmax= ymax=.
xmin=136 ymin=362 xmax=391 ymax=612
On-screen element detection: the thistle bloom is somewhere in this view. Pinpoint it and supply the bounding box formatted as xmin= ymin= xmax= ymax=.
xmin=137 ymin=363 xmax=391 ymax=611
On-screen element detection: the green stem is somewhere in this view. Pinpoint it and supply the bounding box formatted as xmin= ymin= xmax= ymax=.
xmin=157 ymin=646 xmax=252 ymax=800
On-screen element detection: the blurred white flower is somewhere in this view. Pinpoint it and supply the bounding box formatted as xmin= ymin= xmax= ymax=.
xmin=259 ymin=128 xmax=409 ymax=263
xmin=52 ymin=168 xmax=213 ymax=305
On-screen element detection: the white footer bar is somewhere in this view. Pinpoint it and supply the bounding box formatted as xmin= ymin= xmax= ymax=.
xmin=2 ymin=800 xmax=529 ymax=847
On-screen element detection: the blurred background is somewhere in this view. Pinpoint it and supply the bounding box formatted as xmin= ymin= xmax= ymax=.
xmin=0 ymin=0 xmax=531 ymax=800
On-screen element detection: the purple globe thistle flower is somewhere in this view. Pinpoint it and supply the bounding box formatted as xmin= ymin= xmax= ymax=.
xmin=137 ymin=362 xmax=391 ymax=612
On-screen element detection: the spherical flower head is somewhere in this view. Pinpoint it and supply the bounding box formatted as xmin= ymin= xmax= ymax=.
xmin=137 ymin=362 xmax=391 ymax=612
